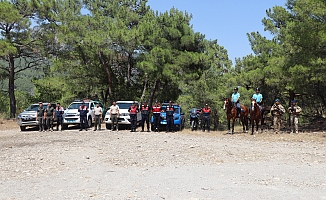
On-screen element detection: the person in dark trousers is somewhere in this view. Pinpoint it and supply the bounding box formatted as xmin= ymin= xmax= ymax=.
xmin=36 ymin=102 xmax=45 ymax=132
xmin=201 ymin=104 xmax=211 ymax=132
xmin=78 ymin=101 xmax=88 ymax=131
xmin=128 ymin=101 xmax=139 ymax=132
xmin=165 ymin=101 xmax=175 ymax=133
xmin=152 ymin=100 xmax=162 ymax=132
xmin=45 ymin=102 xmax=55 ymax=131
xmin=55 ymin=102 xmax=64 ymax=131
xmin=140 ymin=100 xmax=151 ymax=132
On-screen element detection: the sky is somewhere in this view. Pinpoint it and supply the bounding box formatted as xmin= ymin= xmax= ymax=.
xmin=147 ymin=0 xmax=287 ymax=62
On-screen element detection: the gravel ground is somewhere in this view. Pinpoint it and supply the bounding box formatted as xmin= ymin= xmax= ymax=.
xmin=0 ymin=124 xmax=325 ymax=200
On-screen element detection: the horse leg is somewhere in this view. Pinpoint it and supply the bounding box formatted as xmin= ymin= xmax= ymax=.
xmin=251 ymin=118 xmax=254 ymax=135
xmin=261 ymin=116 xmax=264 ymax=132
xmin=255 ymin=120 xmax=259 ymax=134
xmin=227 ymin=119 xmax=231 ymax=134
xmin=232 ymin=118 xmax=235 ymax=134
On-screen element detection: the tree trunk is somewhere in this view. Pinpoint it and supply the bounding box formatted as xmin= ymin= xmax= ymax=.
xmin=140 ymin=73 xmax=149 ymax=103
xmin=9 ymin=55 xmax=16 ymax=118
xmin=149 ymin=79 xmax=159 ymax=107
xmin=98 ymin=51 xmax=113 ymax=102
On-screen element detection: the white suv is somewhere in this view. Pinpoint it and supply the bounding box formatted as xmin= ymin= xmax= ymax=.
xmin=104 ymin=101 xmax=141 ymax=129
xmin=63 ymin=99 xmax=104 ymax=129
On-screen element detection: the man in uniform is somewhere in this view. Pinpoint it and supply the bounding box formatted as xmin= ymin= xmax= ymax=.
xmin=45 ymin=102 xmax=55 ymax=131
xmin=36 ymin=102 xmax=45 ymax=132
xmin=231 ymin=87 xmax=241 ymax=117
xmin=201 ymin=104 xmax=211 ymax=132
xmin=152 ymin=100 xmax=162 ymax=132
xmin=109 ymin=100 xmax=120 ymax=131
xmin=140 ymin=100 xmax=151 ymax=132
xmin=78 ymin=101 xmax=88 ymax=131
xmin=93 ymin=103 xmax=102 ymax=131
xmin=128 ymin=101 xmax=139 ymax=132
xmin=55 ymin=102 xmax=64 ymax=131
xmin=270 ymin=99 xmax=285 ymax=133
xmin=252 ymin=88 xmax=263 ymax=109
xmin=288 ymin=100 xmax=302 ymax=134
xmin=165 ymin=101 xmax=175 ymax=133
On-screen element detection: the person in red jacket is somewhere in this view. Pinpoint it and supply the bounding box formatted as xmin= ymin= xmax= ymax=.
xmin=128 ymin=101 xmax=139 ymax=132
xmin=140 ymin=100 xmax=151 ymax=132
xmin=152 ymin=100 xmax=162 ymax=132
xmin=201 ymin=104 xmax=211 ymax=132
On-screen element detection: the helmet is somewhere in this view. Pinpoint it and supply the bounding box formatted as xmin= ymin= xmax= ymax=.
xmin=275 ymin=99 xmax=280 ymax=102
xmin=256 ymin=88 xmax=260 ymax=91
xmin=234 ymin=87 xmax=238 ymax=90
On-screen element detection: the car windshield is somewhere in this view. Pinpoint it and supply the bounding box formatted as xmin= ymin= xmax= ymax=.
xmin=25 ymin=104 xmax=51 ymax=111
xmin=161 ymin=106 xmax=180 ymax=114
xmin=68 ymin=103 xmax=88 ymax=109
xmin=117 ymin=103 xmax=133 ymax=109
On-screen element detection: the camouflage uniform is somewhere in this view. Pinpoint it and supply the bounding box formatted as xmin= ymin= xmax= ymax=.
xmin=270 ymin=99 xmax=285 ymax=133
xmin=288 ymin=100 xmax=302 ymax=133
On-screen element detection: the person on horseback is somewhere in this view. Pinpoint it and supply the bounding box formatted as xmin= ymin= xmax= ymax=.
xmin=231 ymin=87 xmax=241 ymax=117
xmin=252 ymin=88 xmax=264 ymax=114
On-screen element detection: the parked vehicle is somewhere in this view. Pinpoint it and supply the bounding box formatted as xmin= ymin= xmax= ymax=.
xmin=17 ymin=102 xmax=56 ymax=131
xmin=63 ymin=99 xmax=104 ymax=129
xmin=189 ymin=108 xmax=201 ymax=131
xmin=150 ymin=103 xmax=185 ymax=131
xmin=104 ymin=101 xmax=141 ymax=129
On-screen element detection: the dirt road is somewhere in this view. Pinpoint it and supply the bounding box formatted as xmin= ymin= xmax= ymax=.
xmin=0 ymin=123 xmax=325 ymax=199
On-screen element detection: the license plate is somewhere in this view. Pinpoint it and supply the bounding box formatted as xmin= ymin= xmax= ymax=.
xmin=161 ymin=121 xmax=167 ymax=124
xmin=67 ymin=120 xmax=75 ymax=122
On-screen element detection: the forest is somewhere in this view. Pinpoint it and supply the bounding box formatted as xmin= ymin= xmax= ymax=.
xmin=0 ymin=0 xmax=325 ymax=127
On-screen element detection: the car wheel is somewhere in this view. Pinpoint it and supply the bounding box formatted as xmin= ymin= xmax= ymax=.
xmin=20 ymin=126 xmax=26 ymax=131
xmin=106 ymin=124 xmax=111 ymax=130
xmin=87 ymin=117 xmax=92 ymax=127
xmin=63 ymin=124 xmax=68 ymax=129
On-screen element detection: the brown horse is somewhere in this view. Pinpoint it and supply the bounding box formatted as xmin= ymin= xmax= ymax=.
xmin=223 ymin=98 xmax=249 ymax=134
xmin=249 ymin=98 xmax=264 ymax=135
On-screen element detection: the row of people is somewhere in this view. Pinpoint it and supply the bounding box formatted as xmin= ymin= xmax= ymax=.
xmin=232 ymin=87 xmax=302 ymax=133
xmin=108 ymin=100 xmax=212 ymax=133
xmin=36 ymin=102 xmax=64 ymax=132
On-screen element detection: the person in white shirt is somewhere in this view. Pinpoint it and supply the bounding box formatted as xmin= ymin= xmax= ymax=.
xmin=109 ymin=101 xmax=120 ymax=131
xmin=93 ymin=103 xmax=102 ymax=131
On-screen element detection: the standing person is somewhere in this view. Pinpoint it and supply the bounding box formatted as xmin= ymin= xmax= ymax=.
xmin=45 ymin=103 xmax=55 ymax=131
xmin=128 ymin=101 xmax=139 ymax=132
xmin=288 ymin=100 xmax=302 ymax=134
xmin=93 ymin=103 xmax=102 ymax=131
xmin=109 ymin=100 xmax=120 ymax=131
xmin=201 ymin=104 xmax=211 ymax=132
xmin=165 ymin=101 xmax=175 ymax=133
xmin=78 ymin=101 xmax=88 ymax=131
xmin=36 ymin=102 xmax=45 ymax=132
xmin=270 ymin=99 xmax=285 ymax=133
xmin=55 ymin=102 xmax=64 ymax=131
xmin=152 ymin=100 xmax=162 ymax=132
xmin=140 ymin=100 xmax=151 ymax=132
xmin=231 ymin=87 xmax=241 ymax=117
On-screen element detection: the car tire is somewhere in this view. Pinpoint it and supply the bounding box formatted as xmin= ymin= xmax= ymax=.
xmin=20 ymin=126 xmax=26 ymax=131
xmin=63 ymin=124 xmax=68 ymax=129
xmin=106 ymin=124 xmax=111 ymax=130
xmin=87 ymin=117 xmax=92 ymax=128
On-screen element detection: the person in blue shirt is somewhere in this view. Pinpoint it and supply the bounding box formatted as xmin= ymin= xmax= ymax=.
xmin=231 ymin=87 xmax=241 ymax=117
xmin=252 ymin=88 xmax=263 ymax=110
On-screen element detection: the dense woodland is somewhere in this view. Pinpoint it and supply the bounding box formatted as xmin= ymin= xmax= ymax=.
xmin=0 ymin=0 xmax=326 ymax=126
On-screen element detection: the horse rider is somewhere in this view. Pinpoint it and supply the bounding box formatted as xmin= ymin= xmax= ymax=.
xmin=201 ymin=103 xmax=211 ymax=132
xmin=252 ymin=87 xmax=264 ymax=113
xmin=231 ymin=87 xmax=241 ymax=117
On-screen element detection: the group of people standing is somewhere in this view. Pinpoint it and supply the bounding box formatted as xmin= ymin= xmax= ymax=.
xmin=232 ymin=87 xmax=303 ymax=133
xmin=36 ymin=102 xmax=64 ymax=132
